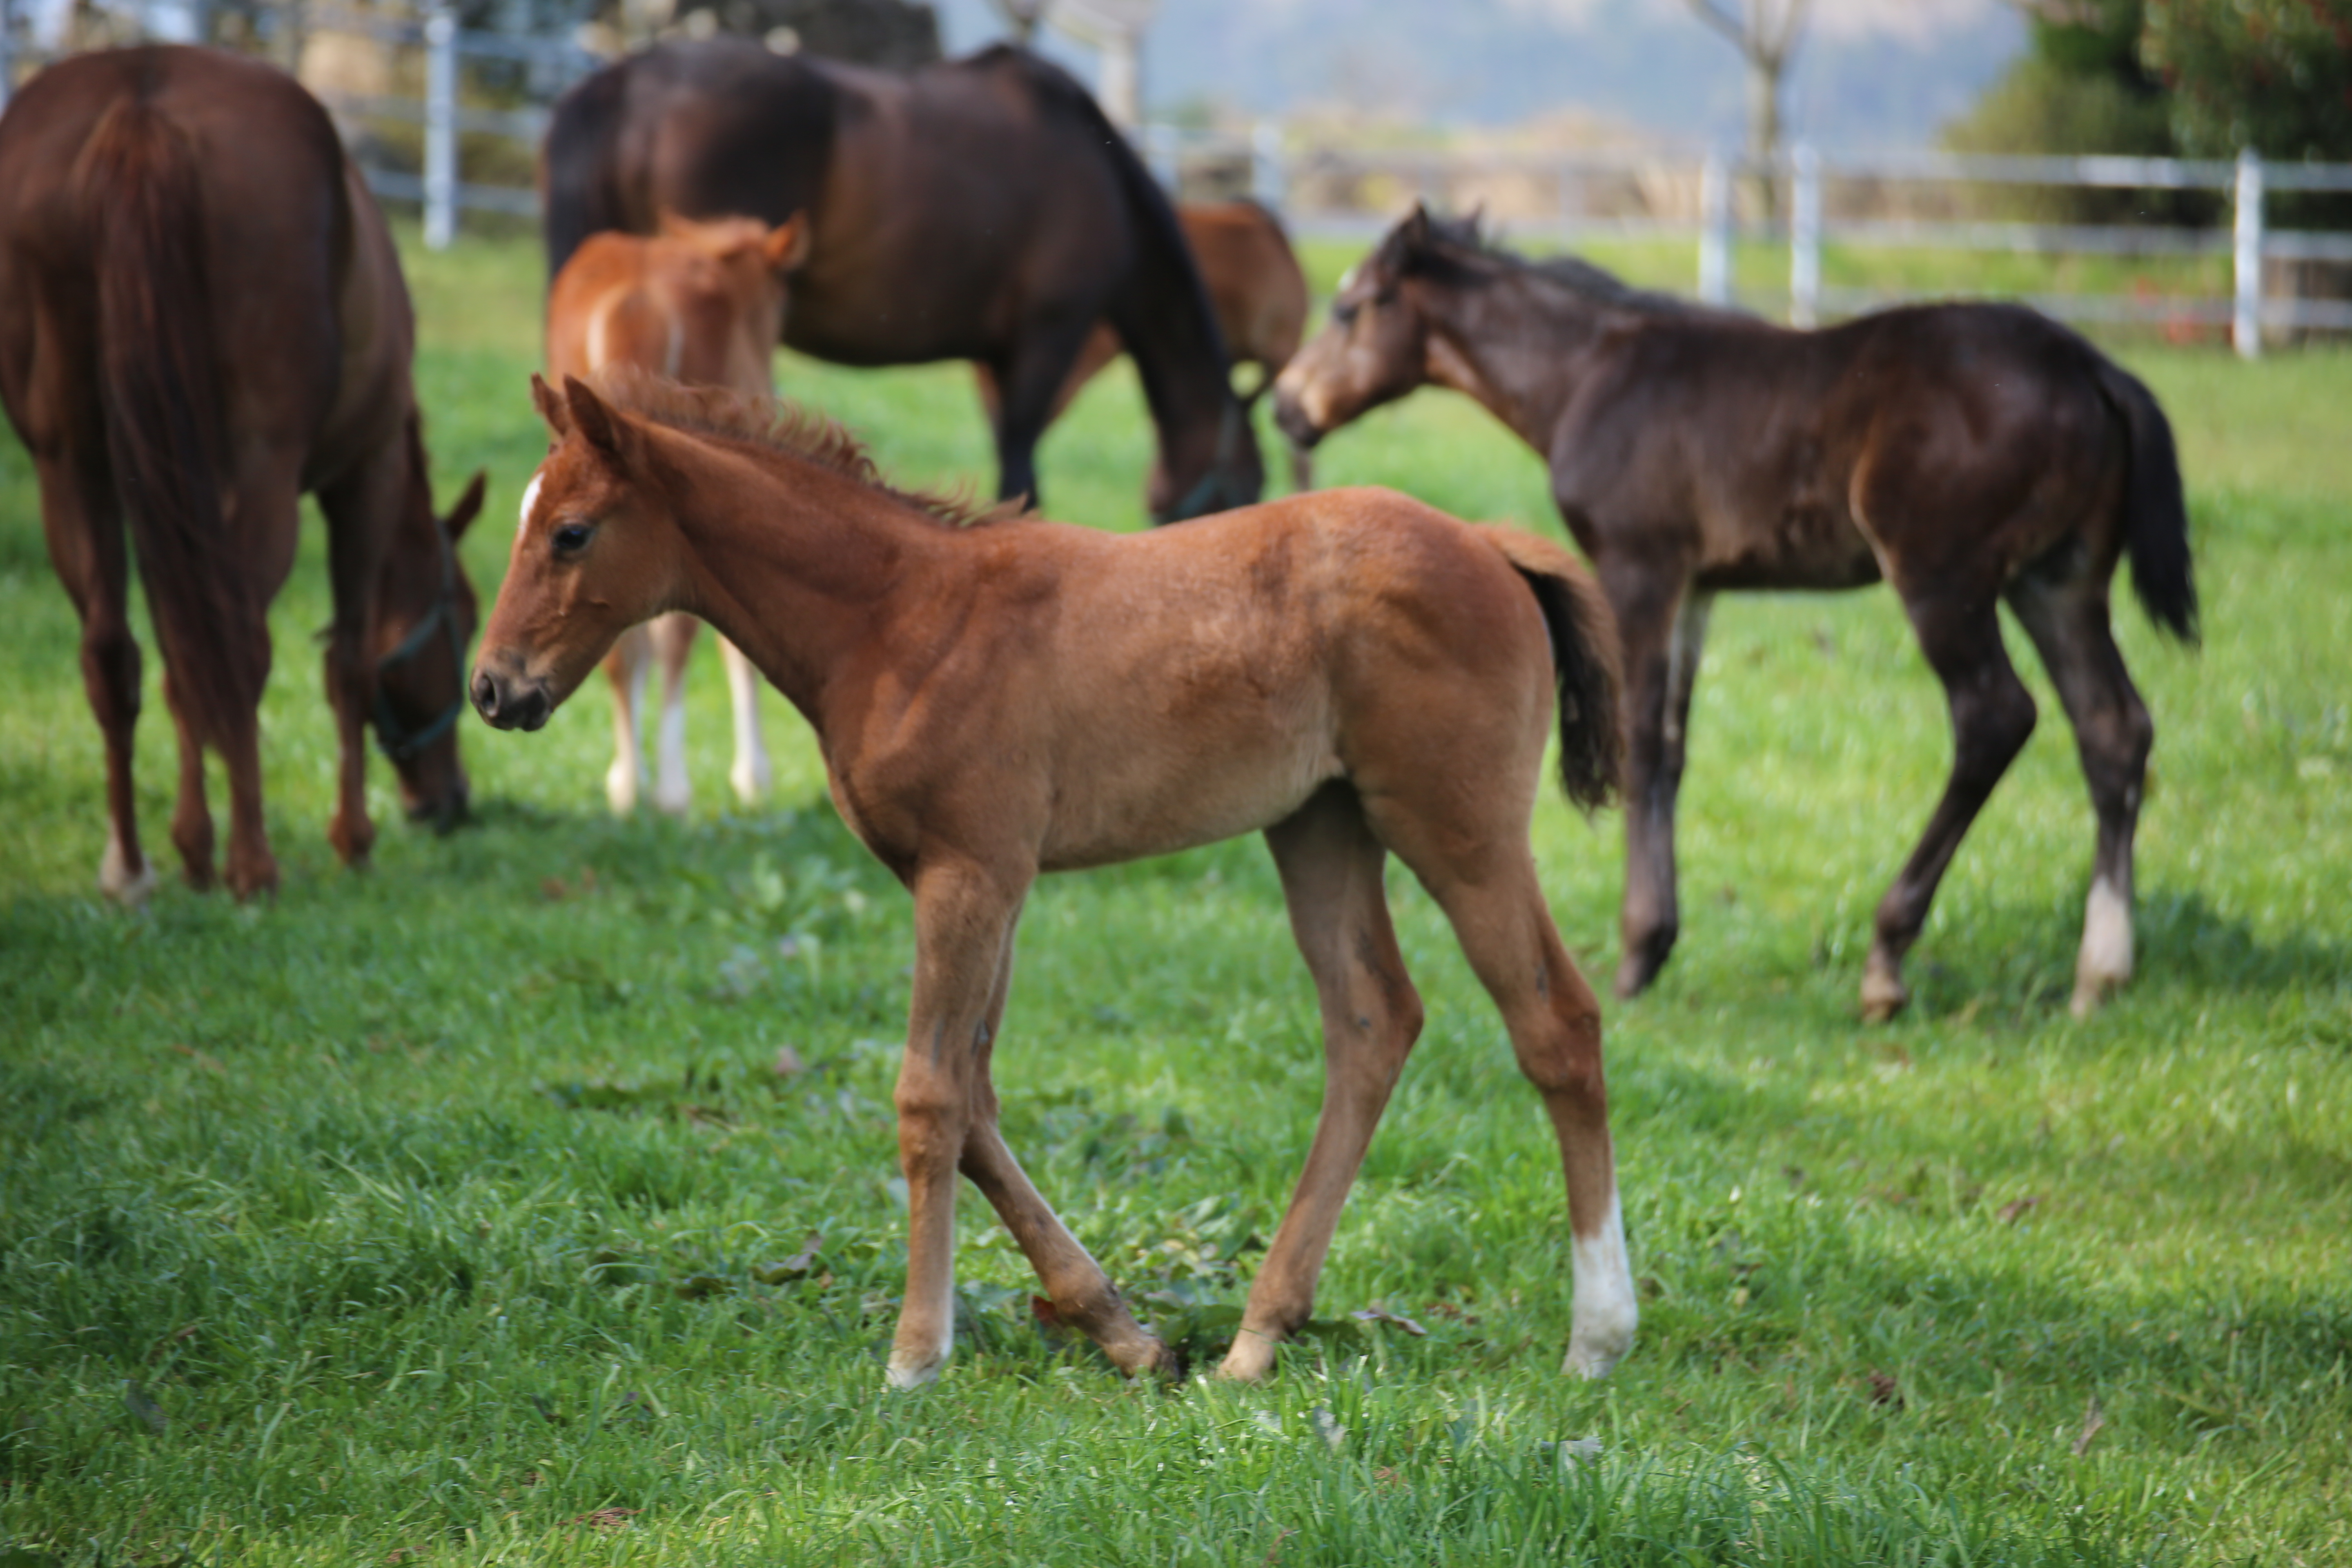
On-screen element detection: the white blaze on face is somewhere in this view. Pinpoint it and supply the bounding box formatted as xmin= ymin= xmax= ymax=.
xmin=518 ymin=470 xmax=545 ymax=535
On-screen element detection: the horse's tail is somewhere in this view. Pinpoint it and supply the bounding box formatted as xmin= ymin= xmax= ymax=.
xmin=78 ymin=92 xmax=251 ymax=744
xmin=1486 ymin=528 xmax=1624 ymax=814
xmin=2093 ymin=357 xmax=2199 ymax=645
xmin=542 ymin=58 xmax=630 ymax=284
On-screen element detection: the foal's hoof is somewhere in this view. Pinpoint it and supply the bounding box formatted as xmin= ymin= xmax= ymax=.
xmin=98 ymin=842 xmax=158 ymax=906
xmin=1859 ymin=955 xmax=1909 ymax=1023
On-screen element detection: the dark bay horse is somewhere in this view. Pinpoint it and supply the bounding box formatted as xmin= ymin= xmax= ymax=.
xmin=1276 ymin=208 xmax=2197 ymax=1021
xmin=976 ymin=198 xmax=1316 ymax=491
xmin=0 ymin=45 xmax=486 ymax=900
xmin=540 ymin=39 xmax=1263 ymax=521
xmin=473 ymin=369 xmax=1633 ymax=1387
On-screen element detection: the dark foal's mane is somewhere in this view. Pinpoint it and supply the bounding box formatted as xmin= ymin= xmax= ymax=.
xmin=590 ymin=367 xmax=1016 ymax=530
xmin=1407 ymin=214 xmax=1716 ymax=321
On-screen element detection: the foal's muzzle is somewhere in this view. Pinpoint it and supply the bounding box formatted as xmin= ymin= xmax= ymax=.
xmin=471 ymin=665 xmax=552 ymax=732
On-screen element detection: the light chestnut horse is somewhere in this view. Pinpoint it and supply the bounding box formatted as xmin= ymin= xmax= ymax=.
xmin=472 ymin=370 xmax=1637 ymax=1388
xmin=546 ymin=211 xmax=812 ymax=815
xmin=976 ymin=199 xmax=1316 ymax=492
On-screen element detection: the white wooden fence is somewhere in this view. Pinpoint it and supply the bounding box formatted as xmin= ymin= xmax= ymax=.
xmin=4 ymin=7 xmax=2349 ymax=357
xmin=1215 ymin=136 xmax=2352 ymax=359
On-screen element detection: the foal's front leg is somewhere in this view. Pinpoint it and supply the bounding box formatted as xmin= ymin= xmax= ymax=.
xmin=1603 ymin=563 xmax=1703 ymax=998
xmin=958 ymin=937 xmax=1175 ymax=1380
xmin=886 ymin=858 xmax=1033 ymax=1389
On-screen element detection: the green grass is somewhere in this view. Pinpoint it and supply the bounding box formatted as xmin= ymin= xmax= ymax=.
xmin=3 ymin=228 xmax=2349 ymax=1567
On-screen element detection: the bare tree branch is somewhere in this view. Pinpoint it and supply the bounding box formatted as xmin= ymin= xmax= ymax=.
xmin=1683 ymin=0 xmax=1749 ymax=48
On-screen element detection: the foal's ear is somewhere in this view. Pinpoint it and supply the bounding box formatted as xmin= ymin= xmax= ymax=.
xmin=765 ymin=211 xmax=814 ymax=272
xmin=530 ymin=373 xmax=572 ymax=437
xmin=1401 ymin=201 xmax=1434 ymax=247
xmin=561 ymin=374 xmax=633 ymax=464
xmin=444 ymin=470 xmax=487 ymax=542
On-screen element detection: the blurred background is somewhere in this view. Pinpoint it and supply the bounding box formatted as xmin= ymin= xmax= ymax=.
xmin=3 ymin=0 xmax=2347 ymax=343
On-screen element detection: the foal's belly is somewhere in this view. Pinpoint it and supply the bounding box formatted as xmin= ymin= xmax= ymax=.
xmin=1693 ymin=502 xmax=1883 ymax=592
xmin=1036 ymin=719 xmax=1342 ymax=873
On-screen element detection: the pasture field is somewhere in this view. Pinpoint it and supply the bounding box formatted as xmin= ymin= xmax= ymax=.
xmin=2 ymin=229 xmax=2349 ymax=1567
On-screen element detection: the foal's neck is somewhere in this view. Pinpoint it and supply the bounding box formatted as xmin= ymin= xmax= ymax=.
xmin=654 ymin=430 xmax=939 ymax=728
xmin=1422 ymin=272 xmax=1624 ymax=453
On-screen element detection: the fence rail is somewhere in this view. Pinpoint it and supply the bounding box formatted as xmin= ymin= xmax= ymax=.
xmin=3 ymin=9 xmax=2350 ymax=353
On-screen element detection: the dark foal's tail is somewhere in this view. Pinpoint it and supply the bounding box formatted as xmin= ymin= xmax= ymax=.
xmin=1487 ymin=529 xmax=1624 ymax=814
xmin=78 ymin=93 xmax=251 ymax=744
xmin=2093 ymin=359 xmax=2199 ymax=645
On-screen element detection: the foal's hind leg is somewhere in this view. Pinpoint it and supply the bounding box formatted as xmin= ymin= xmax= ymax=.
xmin=601 ymin=624 xmax=653 ymax=814
xmin=1219 ymin=784 xmax=1425 ymax=1382
xmin=2006 ymin=574 xmax=2154 ymax=1017
xmin=648 ymin=611 xmax=697 ymax=815
xmin=1603 ymin=560 xmax=1708 ymax=999
xmin=1863 ymin=595 xmax=2038 ymax=1020
xmin=1371 ymin=797 xmax=1636 ymax=1377
xmin=718 ymin=633 xmax=771 ymax=806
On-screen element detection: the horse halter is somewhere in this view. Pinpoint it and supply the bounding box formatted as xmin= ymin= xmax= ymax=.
xmin=370 ymin=525 xmax=468 ymax=765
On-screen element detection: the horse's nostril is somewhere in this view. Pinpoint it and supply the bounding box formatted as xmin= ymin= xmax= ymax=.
xmin=470 ymin=668 xmax=499 ymax=720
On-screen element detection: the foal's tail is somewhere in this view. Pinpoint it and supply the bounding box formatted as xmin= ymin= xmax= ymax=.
xmin=1487 ymin=529 xmax=1624 ymax=814
xmin=2093 ymin=358 xmax=2199 ymax=645
xmin=77 ymin=92 xmax=251 ymax=744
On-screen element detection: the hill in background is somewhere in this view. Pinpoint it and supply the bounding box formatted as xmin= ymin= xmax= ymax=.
xmin=935 ymin=0 xmax=2025 ymax=151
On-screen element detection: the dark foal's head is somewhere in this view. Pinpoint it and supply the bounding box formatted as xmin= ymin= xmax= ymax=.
xmin=1273 ymin=204 xmax=1465 ymax=450
xmin=370 ymin=425 xmax=486 ymax=830
xmin=472 ymin=375 xmax=693 ymax=735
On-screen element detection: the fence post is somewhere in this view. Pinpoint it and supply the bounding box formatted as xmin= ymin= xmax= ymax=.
xmin=1698 ymin=149 xmax=1731 ymax=307
xmin=423 ymin=4 xmax=458 ymax=251
xmin=2233 ymin=147 xmax=2263 ymax=359
xmin=0 ymin=0 xmax=16 ymax=118
xmin=1789 ymin=142 xmax=1821 ymax=328
xmin=1250 ymin=119 xmax=1285 ymax=211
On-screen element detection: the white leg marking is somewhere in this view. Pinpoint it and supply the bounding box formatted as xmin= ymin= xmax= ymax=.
xmin=606 ymin=637 xmax=647 ymax=815
xmin=98 ymin=826 xmax=157 ymax=906
xmin=721 ymin=637 xmax=770 ymax=806
xmin=653 ymin=680 xmax=691 ymax=816
xmin=884 ymin=1323 xmax=954 ymax=1391
xmin=1562 ymin=1190 xmax=1637 ymax=1379
xmin=2072 ymin=874 xmax=2134 ymax=1017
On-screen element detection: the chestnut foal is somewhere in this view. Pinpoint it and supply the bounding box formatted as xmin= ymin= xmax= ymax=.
xmin=473 ymin=370 xmax=1636 ymax=1388
xmin=546 ymin=212 xmax=811 ymax=815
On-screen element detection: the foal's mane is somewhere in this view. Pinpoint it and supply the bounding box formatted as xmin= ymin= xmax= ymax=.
xmin=590 ymin=366 xmax=1016 ymax=529
xmin=1412 ymin=213 xmax=1708 ymax=320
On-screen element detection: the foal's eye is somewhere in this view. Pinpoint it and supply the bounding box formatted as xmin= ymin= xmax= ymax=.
xmin=551 ymin=522 xmax=594 ymax=556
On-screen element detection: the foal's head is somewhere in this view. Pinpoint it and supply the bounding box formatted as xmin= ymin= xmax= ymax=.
xmin=1272 ymin=203 xmax=1463 ymax=450
xmin=371 ymin=422 xmax=486 ymax=829
xmin=471 ymin=375 xmax=693 ymax=733
xmin=656 ymin=210 xmax=813 ymax=365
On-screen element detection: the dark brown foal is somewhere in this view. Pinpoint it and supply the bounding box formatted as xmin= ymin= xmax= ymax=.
xmin=1277 ymin=207 xmax=2196 ymax=1020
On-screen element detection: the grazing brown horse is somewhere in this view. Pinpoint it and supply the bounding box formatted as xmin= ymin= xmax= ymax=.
xmin=0 ymin=45 xmax=485 ymax=901
xmin=976 ymin=198 xmax=1316 ymax=491
xmin=1276 ymin=208 xmax=2197 ymax=1020
xmin=541 ymin=38 xmax=1262 ymax=520
xmin=546 ymin=210 xmax=811 ymax=815
xmin=473 ymin=369 xmax=1635 ymax=1388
